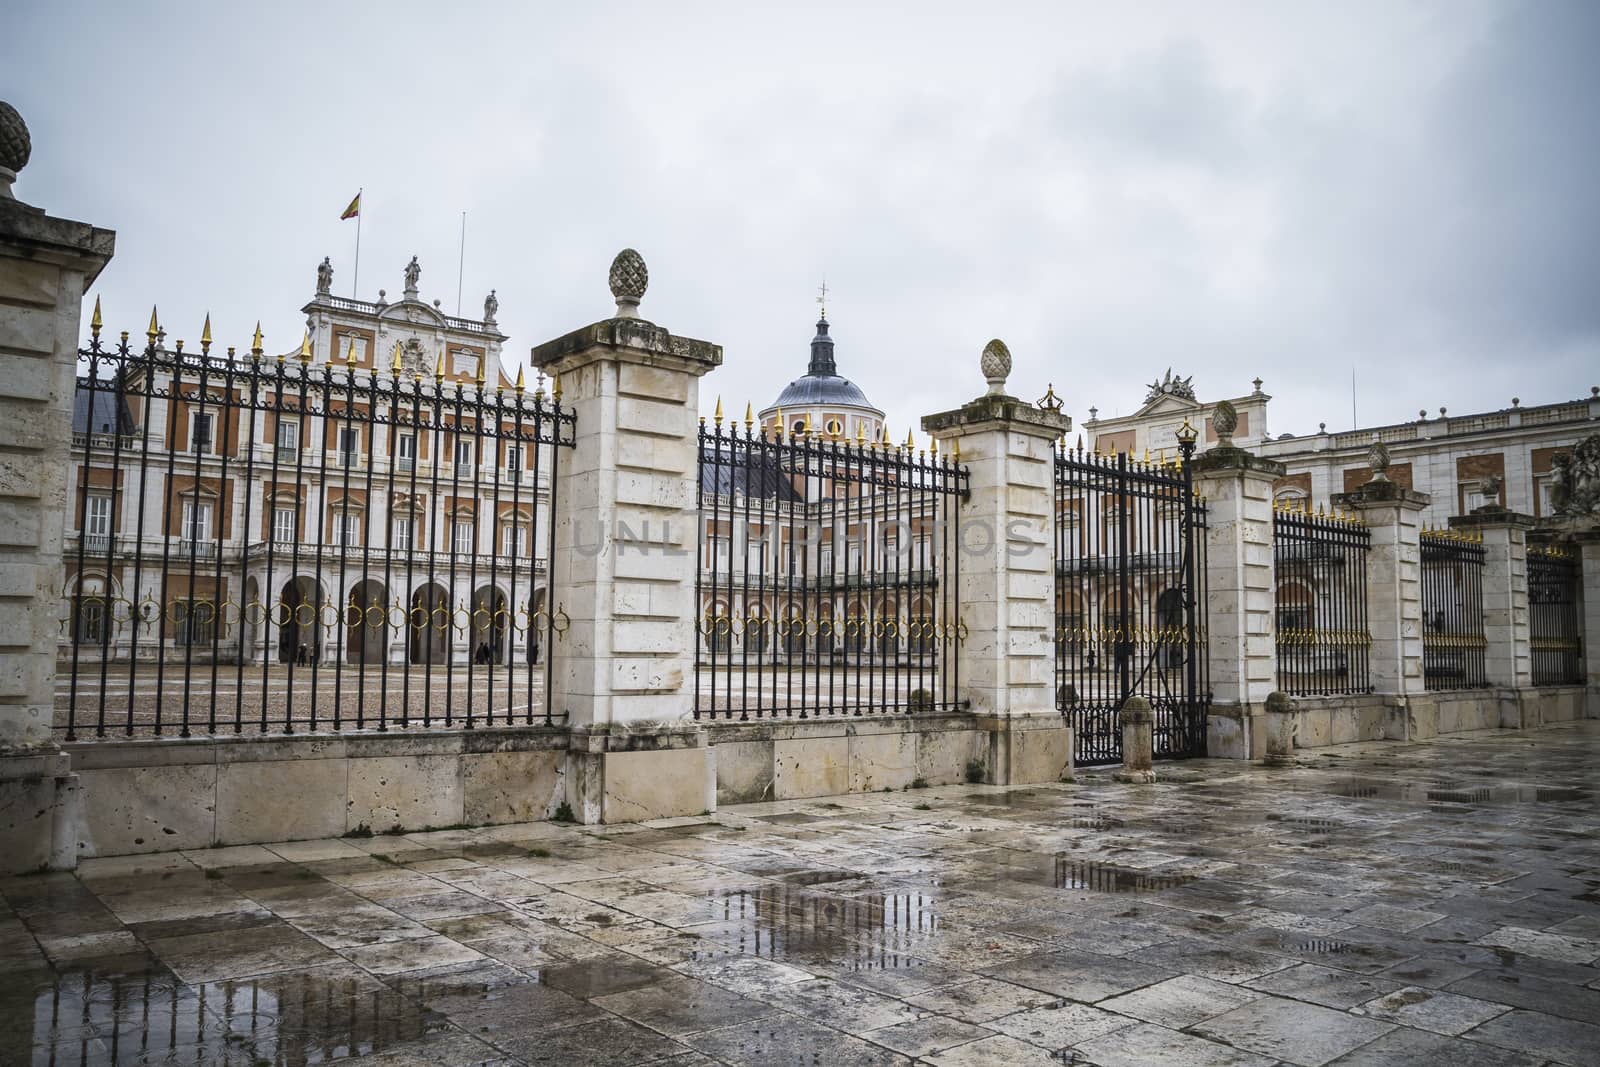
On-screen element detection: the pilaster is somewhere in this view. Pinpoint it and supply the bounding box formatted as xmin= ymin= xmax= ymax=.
xmin=0 ymin=101 xmax=116 ymax=872
xmin=922 ymin=343 xmax=1070 ymax=783
xmin=1191 ymin=445 xmax=1284 ymax=759
xmin=530 ymin=250 xmax=721 ymax=822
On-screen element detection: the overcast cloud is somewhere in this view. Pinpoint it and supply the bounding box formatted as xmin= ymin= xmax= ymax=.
xmin=7 ymin=0 xmax=1597 ymax=440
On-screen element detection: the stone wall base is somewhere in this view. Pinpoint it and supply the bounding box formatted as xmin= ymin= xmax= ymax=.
xmin=1207 ymin=703 xmax=1265 ymax=760
xmin=64 ymin=729 xmax=569 ymax=858
xmin=0 ymin=751 xmax=80 ymax=874
xmin=703 ymin=712 xmax=1070 ymax=804
xmin=1269 ymin=686 xmax=1588 ymax=752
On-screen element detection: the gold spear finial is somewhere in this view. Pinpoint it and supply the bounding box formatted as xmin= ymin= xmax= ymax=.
xmin=434 ymin=354 xmax=445 ymax=381
xmin=90 ymin=296 xmax=103 ymax=340
xmin=248 ymin=321 xmax=263 ymax=359
xmin=200 ymin=313 xmax=212 ymax=355
xmin=551 ymin=373 xmax=562 ymax=400
xmin=905 ymin=428 xmax=915 ymax=451
xmin=803 ymin=412 xmax=814 ymax=437
xmin=347 ymin=336 xmax=359 ymax=367
xmin=1076 ymin=434 xmax=1084 ymax=451
xmin=775 ymin=407 xmax=785 ymax=439
xmin=744 ymin=401 xmax=754 ymax=429
xmin=296 ymin=329 xmax=311 ymax=362
xmin=515 ymin=365 xmax=525 ymax=393
xmin=475 ymin=353 xmax=486 ymax=385
xmin=147 ymin=306 xmax=160 ymax=345
xmin=714 ymin=395 xmax=724 ymax=424
xmin=953 ymin=437 xmax=961 ymax=461
xmin=930 ymin=435 xmax=939 ymax=456
xmin=856 ymin=421 xmax=866 ymax=444
xmin=391 ymin=341 xmax=403 ymax=375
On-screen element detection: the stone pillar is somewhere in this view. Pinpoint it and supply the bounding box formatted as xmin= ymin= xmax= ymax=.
xmin=530 ymin=250 xmax=721 ymax=823
xmin=0 ymin=102 xmax=115 ymax=872
xmin=1335 ymin=480 xmax=1431 ymax=736
xmin=1450 ymin=510 xmax=1534 ymax=727
xmin=922 ymin=340 xmax=1070 ymax=784
xmin=1191 ymin=445 xmax=1284 ymax=759
xmin=1113 ymin=695 xmax=1155 ymax=784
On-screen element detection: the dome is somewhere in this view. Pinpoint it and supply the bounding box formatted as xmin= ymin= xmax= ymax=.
xmin=770 ymin=373 xmax=877 ymax=410
xmin=760 ymin=316 xmax=883 ymax=419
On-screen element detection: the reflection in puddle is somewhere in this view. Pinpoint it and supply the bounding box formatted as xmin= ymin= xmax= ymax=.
xmin=1052 ymin=858 xmax=1198 ymax=893
xmin=1266 ymin=815 xmax=1339 ymax=833
xmin=705 ymin=885 xmax=939 ymax=971
xmin=17 ymin=967 xmax=444 ymax=1066
xmin=1329 ymin=778 xmax=1591 ymax=806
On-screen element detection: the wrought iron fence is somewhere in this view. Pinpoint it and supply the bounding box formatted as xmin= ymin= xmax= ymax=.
xmin=1054 ymin=440 xmax=1210 ymax=765
xmin=1272 ymin=502 xmax=1372 ymax=697
xmin=1528 ymin=542 xmax=1582 ymax=686
xmin=1420 ymin=525 xmax=1488 ymax=690
xmin=60 ymin=319 xmax=575 ymax=739
xmin=695 ymin=409 xmax=968 ymax=719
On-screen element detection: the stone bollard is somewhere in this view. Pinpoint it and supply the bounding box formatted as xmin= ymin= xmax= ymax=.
xmin=1262 ymin=690 xmax=1298 ymax=767
xmin=1113 ymin=696 xmax=1156 ymax=784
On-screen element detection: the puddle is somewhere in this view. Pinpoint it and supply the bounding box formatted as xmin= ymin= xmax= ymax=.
xmin=751 ymin=812 xmax=829 ymax=825
xmin=1266 ymin=815 xmax=1338 ymax=833
xmin=704 ymin=884 xmax=939 ymax=968
xmin=1051 ymin=858 xmax=1198 ymax=893
xmin=1328 ymin=778 xmax=1590 ymax=807
xmin=1286 ymin=938 xmax=1362 ymax=955
xmin=20 ymin=966 xmax=446 ymax=1064
xmin=777 ymin=869 xmax=867 ymax=887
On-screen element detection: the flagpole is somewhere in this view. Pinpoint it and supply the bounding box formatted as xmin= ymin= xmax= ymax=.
xmin=455 ymin=211 xmax=466 ymax=317
xmin=352 ymin=187 xmax=363 ymax=298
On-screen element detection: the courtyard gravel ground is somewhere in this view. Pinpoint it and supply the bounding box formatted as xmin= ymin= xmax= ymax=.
xmin=3 ymin=721 xmax=1598 ymax=1066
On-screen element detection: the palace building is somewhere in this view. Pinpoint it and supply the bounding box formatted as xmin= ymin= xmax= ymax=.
xmin=63 ymin=257 xmax=558 ymax=666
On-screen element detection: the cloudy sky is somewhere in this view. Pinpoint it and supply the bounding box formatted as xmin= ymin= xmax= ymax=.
xmin=8 ymin=1 xmax=1597 ymax=441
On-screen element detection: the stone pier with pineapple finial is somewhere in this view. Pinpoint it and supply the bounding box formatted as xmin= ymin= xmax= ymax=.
xmin=531 ymin=249 xmax=723 ymax=823
xmin=923 ymin=339 xmax=1072 ymax=784
xmin=0 ymin=101 xmax=116 ymax=872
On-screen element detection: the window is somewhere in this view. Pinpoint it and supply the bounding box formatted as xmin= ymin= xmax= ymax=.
xmin=332 ymin=511 xmax=361 ymax=547
xmin=74 ymin=596 xmax=106 ymax=646
xmin=174 ymin=600 xmax=214 ymax=646
xmin=392 ymin=517 xmax=414 ymax=551
xmin=452 ymin=521 xmax=474 ymax=554
xmin=84 ymin=495 xmax=112 ymax=548
xmin=454 ymin=439 xmax=473 ymax=468
xmin=276 ymin=420 xmax=298 ymax=459
xmin=181 ymin=499 xmax=211 ymax=546
xmin=272 ymin=506 xmax=296 ymax=545
xmin=819 ymin=545 xmax=834 ymax=573
xmin=709 ymin=534 xmax=731 ymax=570
xmin=501 ymin=522 xmax=524 ymax=558
xmin=338 ymin=427 xmax=359 ymax=468
xmin=395 ymin=433 xmax=416 ymax=472
xmin=190 ymin=412 xmax=213 ymax=453
xmin=506 ymin=444 xmax=523 ymax=473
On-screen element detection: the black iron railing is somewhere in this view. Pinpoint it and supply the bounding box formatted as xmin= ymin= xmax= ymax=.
xmin=61 ymin=323 xmax=575 ymax=738
xmin=1421 ymin=526 xmax=1488 ymax=690
xmin=1528 ymin=542 xmax=1582 ymax=686
xmin=1054 ymin=441 xmax=1209 ymax=765
xmin=695 ymin=412 xmax=968 ymax=719
xmin=1272 ymin=502 xmax=1372 ymax=697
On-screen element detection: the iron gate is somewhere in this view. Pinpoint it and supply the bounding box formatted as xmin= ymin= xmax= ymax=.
xmin=1054 ymin=436 xmax=1209 ymax=764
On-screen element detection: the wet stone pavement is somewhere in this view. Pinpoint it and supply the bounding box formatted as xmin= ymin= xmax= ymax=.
xmin=4 ymin=723 xmax=1600 ymax=1066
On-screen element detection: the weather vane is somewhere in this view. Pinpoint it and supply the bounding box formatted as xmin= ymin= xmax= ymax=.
xmin=816 ymin=277 xmax=829 ymax=320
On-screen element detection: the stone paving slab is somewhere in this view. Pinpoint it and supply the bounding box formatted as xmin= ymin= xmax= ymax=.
xmin=2 ymin=721 xmax=1598 ymax=1065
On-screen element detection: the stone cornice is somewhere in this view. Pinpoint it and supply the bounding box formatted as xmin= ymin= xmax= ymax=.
xmin=1190 ymin=446 xmax=1285 ymax=478
xmin=0 ymin=200 xmax=115 ymax=287
xmin=530 ymin=318 xmax=722 ymax=378
xmin=1333 ymin=480 xmax=1431 ymax=511
xmin=1449 ymin=506 xmax=1535 ymax=531
xmin=920 ymin=393 xmax=1070 ymax=439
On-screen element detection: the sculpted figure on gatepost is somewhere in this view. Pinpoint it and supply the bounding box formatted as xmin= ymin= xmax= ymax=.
xmin=1552 ymin=434 xmax=1600 ymax=516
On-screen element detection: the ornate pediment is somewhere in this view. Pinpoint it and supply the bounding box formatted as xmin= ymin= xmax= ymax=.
xmin=1145 ymin=368 xmax=1196 ymax=404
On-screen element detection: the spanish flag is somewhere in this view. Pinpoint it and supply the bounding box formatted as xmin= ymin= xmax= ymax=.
xmin=340 ymin=192 xmax=361 ymax=220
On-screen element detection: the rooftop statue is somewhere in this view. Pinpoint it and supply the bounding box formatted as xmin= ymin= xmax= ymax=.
xmin=1145 ymin=367 xmax=1196 ymax=404
xmin=316 ymin=256 xmax=333 ymax=296
xmin=403 ymin=256 xmax=421 ymax=297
